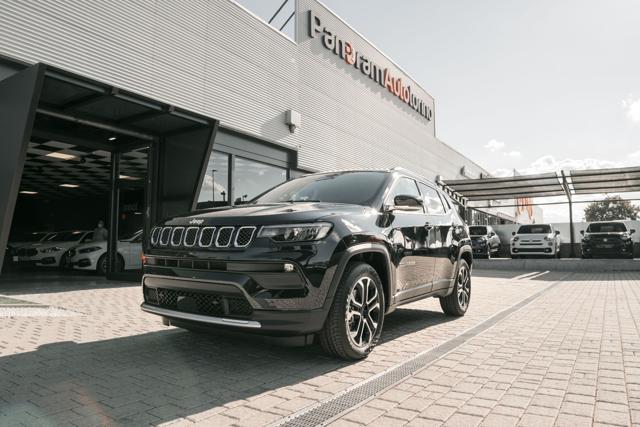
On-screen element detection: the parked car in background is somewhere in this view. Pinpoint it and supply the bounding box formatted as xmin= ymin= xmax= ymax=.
xmin=17 ymin=230 xmax=93 ymax=267
xmin=469 ymin=225 xmax=501 ymax=258
xmin=141 ymin=168 xmax=473 ymax=360
xmin=511 ymin=224 xmax=560 ymax=258
xmin=68 ymin=230 xmax=143 ymax=275
xmin=581 ymin=222 xmax=635 ymax=259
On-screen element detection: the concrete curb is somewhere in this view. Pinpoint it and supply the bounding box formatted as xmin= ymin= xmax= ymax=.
xmin=474 ymin=258 xmax=640 ymax=272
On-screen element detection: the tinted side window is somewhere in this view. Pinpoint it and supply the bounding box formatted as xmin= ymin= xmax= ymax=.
xmin=389 ymin=178 xmax=421 ymax=205
xmin=419 ymin=183 xmax=445 ymax=215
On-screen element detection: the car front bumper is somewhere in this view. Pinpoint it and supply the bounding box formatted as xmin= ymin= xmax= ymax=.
xmin=140 ymin=273 xmax=329 ymax=336
xmin=582 ymin=243 xmax=633 ymax=258
xmin=511 ymin=245 xmax=556 ymax=256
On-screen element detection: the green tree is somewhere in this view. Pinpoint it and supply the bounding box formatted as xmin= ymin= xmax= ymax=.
xmin=584 ymin=196 xmax=640 ymax=222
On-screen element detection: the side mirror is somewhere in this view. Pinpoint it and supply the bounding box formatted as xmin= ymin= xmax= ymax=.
xmin=490 ymin=232 xmax=496 ymax=237
xmin=393 ymin=194 xmax=423 ymax=211
xmin=631 ymin=229 xmax=636 ymax=234
xmin=580 ymin=230 xmax=584 ymax=235
xmin=555 ymin=230 xmax=560 ymax=235
xmin=511 ymin=231 xmax=516 ymax=236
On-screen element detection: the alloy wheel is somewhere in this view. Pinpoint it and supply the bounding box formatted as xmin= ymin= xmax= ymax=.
xmin=345 ymin=276 xmax=381 ymax=349
xmin=456 ymin=265 xmax=471 ymax=309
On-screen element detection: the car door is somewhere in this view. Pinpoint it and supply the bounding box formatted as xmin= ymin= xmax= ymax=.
xmin=419 ymin=183 xmax=456 ymax=291
xmin=386 ymin=177 xmax=436 ymax=300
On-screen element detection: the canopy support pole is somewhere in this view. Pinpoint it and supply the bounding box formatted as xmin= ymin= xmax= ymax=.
xmin=561 ymin=171 xmax=575 ymax=258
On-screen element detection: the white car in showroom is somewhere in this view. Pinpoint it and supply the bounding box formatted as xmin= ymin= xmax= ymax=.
xmin=510 ymin=224 xmax=561 ymax=258
xmin=17 ymin=230 xmax=94 ymax=267
xmin=68 ymin=230 xmax=143 ymax=275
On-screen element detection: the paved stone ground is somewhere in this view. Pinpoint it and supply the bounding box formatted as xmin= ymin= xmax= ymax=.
xmin=0 ymin=270 xmax=635 ymax=426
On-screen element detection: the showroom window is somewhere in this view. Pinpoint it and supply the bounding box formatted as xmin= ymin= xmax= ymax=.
xmin=195 ymin=129 xmax=296 ymax=209
xmin=197 ymin=151 xmax=230 ymax=209
xmin=233 ymin=157 xmax=287 ymax=204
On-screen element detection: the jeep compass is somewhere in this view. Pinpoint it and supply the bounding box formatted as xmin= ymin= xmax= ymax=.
xmin=141 ymin=169 xmax=473 ymax=359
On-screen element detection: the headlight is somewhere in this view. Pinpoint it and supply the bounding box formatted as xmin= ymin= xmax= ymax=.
xmin=582 ymin=235 xmax=591 ymax=242
xmin=512 ymin=236 xmax=520 ymax=242
xmin=544 ymin=234 xmax=554 ymax=241
xmin=79 ymin=246 xmax=102 ymax=254
xmin=40 ymin=246 xmax=63 ymax=253
xmin=258 ymin=223 xmax=332 ymax=242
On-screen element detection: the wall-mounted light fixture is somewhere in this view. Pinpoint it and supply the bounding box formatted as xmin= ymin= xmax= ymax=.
xmin=285 ymin=110 xmax=301 ymax=133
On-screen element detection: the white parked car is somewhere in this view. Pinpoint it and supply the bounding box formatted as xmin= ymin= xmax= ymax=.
xmin=68 ymin=230 xmax=143 ymax=275
xmin=17 ymin=230 xmax=94 ymax=267
xmin=510 ymin=224 xmax=561 ymax=258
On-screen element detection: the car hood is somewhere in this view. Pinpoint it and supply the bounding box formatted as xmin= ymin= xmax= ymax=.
xmin=73 ymin=241 xmax=107 ymax=251
xmin=514 ymin=233 xmax=553 ymax=239
xmin=164 ymin=203 xmax=373 ymax=226
xmin=34 ymin=241 xmax=78 ymax=250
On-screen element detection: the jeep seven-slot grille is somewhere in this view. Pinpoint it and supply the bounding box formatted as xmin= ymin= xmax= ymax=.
xmin=150 ymin=225 xmax=257 ymax=249
xmin=144 ymin=286 xmax=253 ymax=318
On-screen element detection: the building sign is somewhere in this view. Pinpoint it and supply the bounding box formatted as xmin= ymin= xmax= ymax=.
xmin=308 ymin=10 xmax=433 ymax=122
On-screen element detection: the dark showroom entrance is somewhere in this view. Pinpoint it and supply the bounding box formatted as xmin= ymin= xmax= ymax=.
xmin=0 ymin=57 xmax=217 ymax=283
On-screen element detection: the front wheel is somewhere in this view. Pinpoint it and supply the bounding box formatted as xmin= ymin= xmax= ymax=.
xmin=319 ymin=262 xmax=385 ymax=360
xmin=440 ymin=259 xmax=471 ymax=316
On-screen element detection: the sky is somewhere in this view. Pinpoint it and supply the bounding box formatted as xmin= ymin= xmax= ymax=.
xmin=238 ymin=0 xmax=640 ymax=221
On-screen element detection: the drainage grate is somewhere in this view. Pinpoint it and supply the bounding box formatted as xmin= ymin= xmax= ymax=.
xmin=273 ymin=275 xmax=569 ymax=427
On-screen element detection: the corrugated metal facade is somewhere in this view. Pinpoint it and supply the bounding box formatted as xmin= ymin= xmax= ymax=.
xmin=0 ymin=0 xmax=488 ymax=181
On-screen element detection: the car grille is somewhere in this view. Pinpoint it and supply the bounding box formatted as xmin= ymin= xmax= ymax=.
xmin=150 ymin=225 xmax=257 ymax=249
xmin=143 ymin=286 xmax=253 ymax=318
xmin=17 ymin=248 xmax=37 ymax=257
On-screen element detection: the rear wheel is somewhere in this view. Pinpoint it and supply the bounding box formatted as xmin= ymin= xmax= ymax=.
xmin=319 ymin=262 xmax=385 ymax=360
xmin=440 ymin=260 xmax=471 ymax=317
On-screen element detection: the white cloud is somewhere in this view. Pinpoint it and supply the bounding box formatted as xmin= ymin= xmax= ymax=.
xmin=623 ymin=95 xmax=640 ymax=122
xmin=484 ymin=139 xmax=505 ymax=152
xmin=630 ymin=151 xmax=640 ymax=161
xmin=505 ymin=151 xmax=521 ymax=158
xmin=518 ymin=155 xmax=621 ymax=175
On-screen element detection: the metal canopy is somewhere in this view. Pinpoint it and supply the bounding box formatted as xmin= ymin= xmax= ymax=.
xmin=439 ymin=166 xmax=640 ymax=258
xmin=569 ymin=166 xmax=640 ymax=195
xmin=441 ymin=172 xmax=565 ymax=201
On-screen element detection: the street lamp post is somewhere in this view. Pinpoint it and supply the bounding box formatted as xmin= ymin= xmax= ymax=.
xmin=211 ymin=169 xmax=217 ymax=205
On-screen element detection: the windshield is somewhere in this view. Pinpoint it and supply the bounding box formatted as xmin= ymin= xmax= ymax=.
xmin=587 ymin=223 xmax=627 ymax=233
xmin=469 ymin=226 xmax=487 ymax=236
xmin=12 ymin=232 xmax=50 ymax=242
xmin=517 ymin=225 xmax=552 ymax=234
xmin=48 ymin=231 xmax=85 ymax=242
xmin=252 ymin=171 xmax=389 ymax=206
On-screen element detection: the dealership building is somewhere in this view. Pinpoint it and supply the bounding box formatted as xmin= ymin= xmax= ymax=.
xmin=0 ymin=0 xmax=528 ymax=274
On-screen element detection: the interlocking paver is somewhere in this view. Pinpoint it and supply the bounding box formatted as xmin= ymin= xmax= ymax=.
xmin=3 ymin=270 xmax=640 ymax=426
xmin=332 ymin=271 xmax=640 ymax=426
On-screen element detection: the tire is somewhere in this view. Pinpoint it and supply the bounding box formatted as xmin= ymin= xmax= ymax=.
xmin=96 ymin=253 xmax=123 ymax=276
xmin=440 ymin=259 xmax=471 ymax=317
xmin=319 ymin=262 xmax=385 ymax=360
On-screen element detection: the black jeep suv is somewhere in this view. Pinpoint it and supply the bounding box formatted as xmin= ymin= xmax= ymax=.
xmin=581 ymin=221 xmax=636 ymax=259
xmin=141 ymin=169 xmax=473 ymax=359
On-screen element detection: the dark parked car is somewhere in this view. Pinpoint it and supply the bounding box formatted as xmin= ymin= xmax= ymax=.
xmin=468 ymin=225 xmax=501 ymax=258
xmin=141 ymin=169 xmax=473 ymax=359
xmin=581 ymin=222 xmax=635 ymax=259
